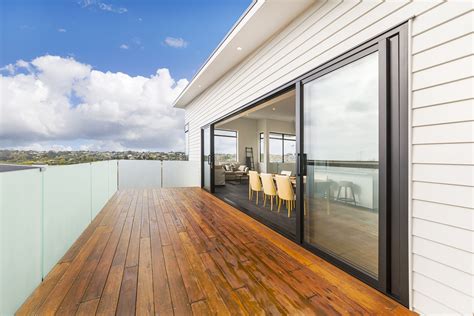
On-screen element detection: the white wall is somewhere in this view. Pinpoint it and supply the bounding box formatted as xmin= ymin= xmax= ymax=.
xmin=184 ymin=1 xmax=474 ymax=313
xmin=409 ymin=2 xmax=474 ymax=314
xmin=217 ymin=118 xmax=258 ymax=166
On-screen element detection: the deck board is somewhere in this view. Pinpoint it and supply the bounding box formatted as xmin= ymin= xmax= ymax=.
xmin=18 ymin=188 xmax=415 ymax=315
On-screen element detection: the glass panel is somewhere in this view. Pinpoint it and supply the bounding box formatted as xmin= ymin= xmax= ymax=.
xmin=0 ymin=169 xmax=42 ymax=315
xmin=303 ymin=52 xmax=379 ymax=278
xmin=91 ymin=160 xmax=110 ymax=218
xmin=203 ymin=127 xmax=211 ymax=191
xmin=269 ymin=136 xmax=282 ymax=163
xmin=283 ymin=138 xmax=296 ymax=163
xmin=214 ymin=129 xmax=237 ymax=163
xmin=259 ymin=132 xmax=264 ymax=162
xmin=163 ymin=161 xmax=201 ymax=187
xmin=118 ymin=160 xmax=162 ymax=189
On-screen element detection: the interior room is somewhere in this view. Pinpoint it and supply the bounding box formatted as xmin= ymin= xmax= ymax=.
xmin=212 ymin=75 xmax=380 ymax=278
xmin=213 ymin=89 xmax=297 ymax=236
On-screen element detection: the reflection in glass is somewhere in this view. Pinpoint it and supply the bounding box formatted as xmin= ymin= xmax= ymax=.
xmin=203 ymin=127 xmax=211 ymax=191
xmin=303 ymin=52 xmax=379 ymax=278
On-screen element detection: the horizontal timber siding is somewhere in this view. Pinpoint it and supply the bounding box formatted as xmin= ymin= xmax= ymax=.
xmin=183 ymin=0 xmax=474 ymax=313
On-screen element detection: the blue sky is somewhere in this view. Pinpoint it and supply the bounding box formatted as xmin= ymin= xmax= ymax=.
xmin=1 ymin=0 xmax=250 ymax=79
xmin=0 ymin=0 xmax=250 ymax=152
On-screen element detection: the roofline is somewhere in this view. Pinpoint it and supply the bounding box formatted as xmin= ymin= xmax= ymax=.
xmin=172 ymin=0 xmax=258 ymax=108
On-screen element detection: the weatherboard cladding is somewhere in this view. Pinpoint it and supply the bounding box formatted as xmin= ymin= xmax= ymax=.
xmin=183 ymin=1 xmax=474 ymax=314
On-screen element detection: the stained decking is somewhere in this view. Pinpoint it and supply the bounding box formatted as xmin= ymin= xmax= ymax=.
xmin=17 ymin=188 xmax=414 ymax=315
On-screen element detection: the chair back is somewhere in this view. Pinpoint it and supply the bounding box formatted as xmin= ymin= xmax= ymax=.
xmin=260 ymin=173 xmax=276 ymax=196
xmin=248 ymin=171 xmax=262 ymax=191
xmin=275 ymin=175 xmax=294 ymax=200
xmin=280 ymin=170 xmax=292 ymax=176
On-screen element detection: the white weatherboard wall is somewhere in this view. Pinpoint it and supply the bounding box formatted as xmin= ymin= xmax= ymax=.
xmin=183 ymin=1 xmax=474 ymax=314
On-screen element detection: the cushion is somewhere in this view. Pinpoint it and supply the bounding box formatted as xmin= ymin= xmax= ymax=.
xmin=223 ymin=165 xmax=231 ymax=171
xmin=238 ymin=165 xmax=246 ymax=171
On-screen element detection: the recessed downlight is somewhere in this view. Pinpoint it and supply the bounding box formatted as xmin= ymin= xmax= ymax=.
xmin=237 ymin=46 xmax=242 ymax=51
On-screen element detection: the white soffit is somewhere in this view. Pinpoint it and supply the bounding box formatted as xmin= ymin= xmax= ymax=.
xmin=173 ymin=0 xmax=315 ymax=108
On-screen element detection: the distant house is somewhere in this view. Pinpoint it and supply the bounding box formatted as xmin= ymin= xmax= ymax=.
xmin=174 ymin=0 xmax=473 ymax=313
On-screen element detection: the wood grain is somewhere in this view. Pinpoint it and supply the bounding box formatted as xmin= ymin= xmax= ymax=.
xmin=16 ymin=188 xmax=416 ymax=315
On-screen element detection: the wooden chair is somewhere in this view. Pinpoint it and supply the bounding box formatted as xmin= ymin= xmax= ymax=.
xmin=260 ymin=173 xmax=278 ymax=211
xmin=248 ymin=171 xmax=263 ymax=205
xmin=275 ymin=175 xmax=295 ymax=217
xmin=280 ymin=170 xmax=292 ymax=176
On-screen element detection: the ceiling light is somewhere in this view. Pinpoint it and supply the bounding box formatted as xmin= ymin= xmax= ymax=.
xmin=272 ymin=107 xmax=276 ymax=111
xmin=237 ymin=47 xmax=242 ymax=51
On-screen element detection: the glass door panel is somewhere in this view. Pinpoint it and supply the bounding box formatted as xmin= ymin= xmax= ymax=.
xmin=303 ymin=52 xmax=379 ymax=278
xmin=202 ymin=126 xmax=213 ymax=192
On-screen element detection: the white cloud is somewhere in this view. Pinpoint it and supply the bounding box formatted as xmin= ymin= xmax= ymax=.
xmin=164 ymin=37 xmax=188 ymax=48
xmin=58 ymin=28 xmax=67 ymax=33
xmin=12 ymin=143 xmax=73 ymax=152
xmin=0 ymin=64 xmax=15 ymax=75
xmin=79 ymin=0 xmax=127 ymax=14
xmin=120 ymin=44 xmax=129 ymax=50
xmin=0 ymin=55 xmax=188 ymax=151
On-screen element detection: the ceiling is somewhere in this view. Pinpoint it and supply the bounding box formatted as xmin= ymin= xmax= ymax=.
xmin=173 ymin=0 xmax=315 ymax=108
xmin=217 ymin=89 xmax=295 ymax=127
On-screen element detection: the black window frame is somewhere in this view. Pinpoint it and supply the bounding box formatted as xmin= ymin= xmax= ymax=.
xmin=269 ymin=132 xmax=296 ymax=163
xmin=205 ymin=22 xmax=409 ymax=307
xmin=184 ymin=123 xmax=189 ymax=158
xmin=214 ymin=128 xmax=238 ymax=163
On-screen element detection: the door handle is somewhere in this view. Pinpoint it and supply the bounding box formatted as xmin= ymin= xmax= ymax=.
xmin=297 ymin=153 xmax=301 ymax=176
xmin=207 ymin=155 xmax=211 ymax=165
xmin=302 ymin=153 xmax=307 ymax=176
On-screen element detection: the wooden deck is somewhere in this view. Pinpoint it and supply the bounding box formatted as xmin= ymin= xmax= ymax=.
xmin=18 ymin=188 xmax=414 ymax=315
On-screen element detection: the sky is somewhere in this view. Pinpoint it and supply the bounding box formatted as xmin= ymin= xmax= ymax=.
xmin=0 ymin=0 xmax=250 ymax=152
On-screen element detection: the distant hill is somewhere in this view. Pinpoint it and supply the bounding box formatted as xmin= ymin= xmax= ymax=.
xmin=0 ymin=150 xmax=187 ymax=165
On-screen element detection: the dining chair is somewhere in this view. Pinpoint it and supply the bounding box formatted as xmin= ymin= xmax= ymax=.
xmin=280 ymin=170 xmax=292 ymax=176
xmin=260 ymin=173 xmax=278 ymax=211
xmin=275 ymin=175 xmax=296 ymax=217
xmin=248 ymin=171 xmax=263 ymax=205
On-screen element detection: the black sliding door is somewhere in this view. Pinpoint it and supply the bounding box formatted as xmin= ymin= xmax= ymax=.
xmin=201 ymin=125 xmax=214 ymax=193
xmin=297 ymin=24 xmax=408 ymax=305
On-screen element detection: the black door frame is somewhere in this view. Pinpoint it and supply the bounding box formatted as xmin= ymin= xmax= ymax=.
xmin=203 ymin=22 xmax=409 ymax=307
xmin=298 ymin=43 xmax=387 ymax=294
xmin=200 ymin=124 xmax=215 ymax=193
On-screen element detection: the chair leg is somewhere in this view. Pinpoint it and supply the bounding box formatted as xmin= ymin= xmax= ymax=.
xmin=263 ymin=194 xmax=267 ymax=207
xmin=270 ymin=196 xmax=273 ymax=211
xmin=278 ymin=198 xmax=281 ymax=212
xmin=256 ymin=191 xmax=258 ymax=205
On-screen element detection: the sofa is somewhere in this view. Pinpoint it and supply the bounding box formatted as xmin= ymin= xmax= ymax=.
xmin=214 ymin=165 xmax=226 ymax=186
xmin=222 ymin=164 xmax=249 ymax=183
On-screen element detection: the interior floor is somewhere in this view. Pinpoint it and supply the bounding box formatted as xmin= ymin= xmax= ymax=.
xmin=214 ymin=182 xmax=296 ymax=237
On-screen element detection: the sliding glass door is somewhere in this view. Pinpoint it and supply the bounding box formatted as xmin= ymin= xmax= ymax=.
xmin=201 ymin=125 xmax=214 ymax=192
xmin=303 ymin=50 xmax=380 ymax=278
xmin=298 ymin=24 xmax=408 ymax=304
